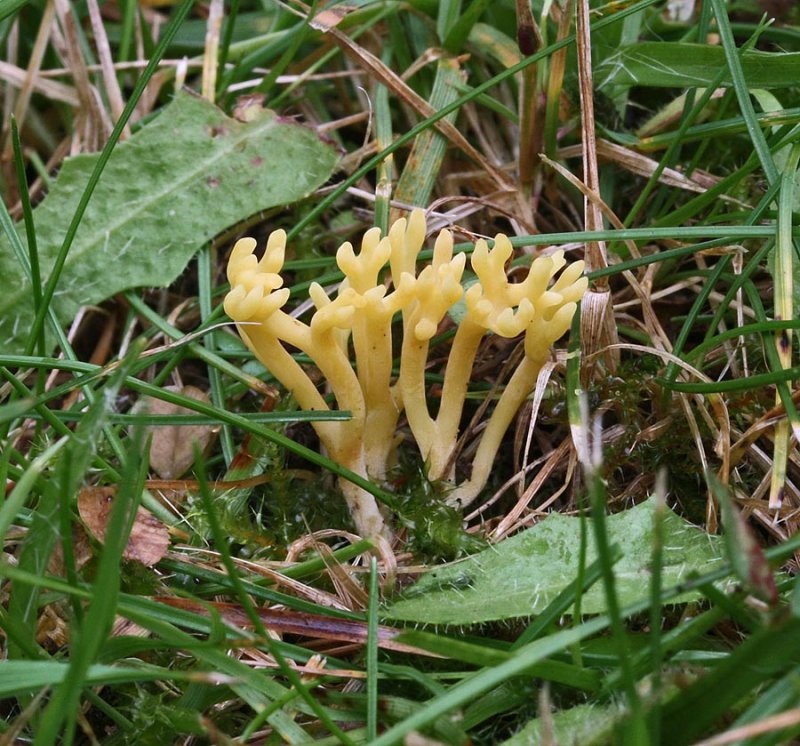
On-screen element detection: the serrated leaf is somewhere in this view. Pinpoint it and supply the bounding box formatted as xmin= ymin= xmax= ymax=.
xmin=0 ymin=92 xmax=339 ymax=354
xmin=383 ymin=498 xmax=726 ymax=625
xmin=596 ymin=43 xmax=800 ymax=89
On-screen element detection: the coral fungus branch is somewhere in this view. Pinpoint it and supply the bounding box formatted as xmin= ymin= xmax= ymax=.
xmin=224 ymin=209 xmax=587 ymax=536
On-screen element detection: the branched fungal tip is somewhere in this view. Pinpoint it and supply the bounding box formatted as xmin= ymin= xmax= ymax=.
xmin=224 ymin=210 xmax=588 ymax=537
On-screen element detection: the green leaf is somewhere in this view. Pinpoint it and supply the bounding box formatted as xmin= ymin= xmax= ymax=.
xmin=0 ymin=0 xmax=30 ymax=22
xmin=711 ymin=473 xmax=778 ymax=606
xmin=501 ymin=701 xmax=625 ymax=746
xmin=0 ymin=92 xmax=339 ymax=355
xmin=596 ymin=43 xmax=800 ymax=89
xmin=660 ymin=615 xmax=800 ymax=745
xmin=382 ymin=498 xmax=726 ymax=625
xmin=0 ymin=660 xmax=196 ymax=697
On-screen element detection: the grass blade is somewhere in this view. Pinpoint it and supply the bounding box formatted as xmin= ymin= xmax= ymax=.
xmin=769 ymin=143 xmax=800 ymax=507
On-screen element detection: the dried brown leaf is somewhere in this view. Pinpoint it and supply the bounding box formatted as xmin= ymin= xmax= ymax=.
xmin=47 ymin=525 xmax=94 ymax=575
xmin=139 ymin=385 xmax=218 ymax=479
xmin=36 ymin=604 xmax=70 ymax=648
xmin=78 ymin=486 xmax=169 ymax=566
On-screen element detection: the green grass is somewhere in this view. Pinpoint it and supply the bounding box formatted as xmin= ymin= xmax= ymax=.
xmin=3 ymin=0 xmax=800 ymax=743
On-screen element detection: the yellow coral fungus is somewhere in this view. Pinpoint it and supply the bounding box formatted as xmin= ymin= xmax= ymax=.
xmin=224 ymin=210 xmax=587 ymax=537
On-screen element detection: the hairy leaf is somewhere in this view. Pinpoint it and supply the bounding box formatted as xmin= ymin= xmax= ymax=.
xmin=383 ymin=498 xmax=726 ymax=625
xmin=0 ymin=92 xmax=339 ymax=354
xmin=501 ymin=701 xmax=625 ymax=746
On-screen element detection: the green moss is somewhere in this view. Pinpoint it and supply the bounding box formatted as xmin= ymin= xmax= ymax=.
xmin=391 ymin=456 xmax=485 ymax=561
xmin=593 ymin=362 xmax=713 ymax=522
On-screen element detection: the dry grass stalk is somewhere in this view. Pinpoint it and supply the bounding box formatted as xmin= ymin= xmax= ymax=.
xmin=175 ymin=547 xmax=353 ymax=610
xmin=492 ymin=437 xmax=572 ymax=540
xmin=543 ymin=0 xmax=574 ymax=159
xmin=558 ymin=139 xmax=721 ymax=194
xmin=202 ymin=0 xmax=224 ymax=102
xmin=575 ymin=0 xmax=619 ymax=374
xmin=574 ymin=0 xmax=604 ymax=273
xmin=693 ymin=708 xmax=800 ymax=746
xmin=156 ymin=597 xmax=432 ymax=656
xmin=0 ymin=61 xmax=79 ymax=107
xmin=732 ymin=387 xmax=800 ymax=462
xmin=286 ymin=529 xmax=397 ymax=593
xmin=321 ymin=23 xmax=515 ymax=193
xmin=516 ymin=0 xmax=543 ymax=196
xmin=1 ymin=0 xmax=57 ymax=169
xmin=52 ymin=0 xmax=112 ymax=152
xmin=516 ymin=359 xmax=557 ymax=485
xmin=463 ymin=450 xmax=553 ymax=521
xmin=1 ymin=17 xmax=18 ymax=126
xmin=541 ymin=154 xmax=671 ymax=351
xmin=314 ymin=542 xmax=370 ymax=609
xmin=85 ymin=0 xmax=128 ymax=134
xmin=2 ymin=6 xmax=49 ymax=197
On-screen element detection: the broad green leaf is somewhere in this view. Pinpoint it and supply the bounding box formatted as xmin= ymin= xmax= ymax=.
xmin=501 ymin=701 xmax=625 ymax=746
xmin=592 ymin=0 xmax=645 ymax=114
xmin=596 ymin=43 xmax=800 ymax=89
xmin=383 ymin=498 xmax=726 ymax=625
xmin=0 ymin=92 xmax=339 ymax=354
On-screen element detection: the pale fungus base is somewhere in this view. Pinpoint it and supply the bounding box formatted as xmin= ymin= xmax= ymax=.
xmin=224 ymin=210 xmax=588 ymax=538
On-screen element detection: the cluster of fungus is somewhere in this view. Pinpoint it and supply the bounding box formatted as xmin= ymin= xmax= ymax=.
xmin=224 ymin=210 xmax=588 ymax=538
